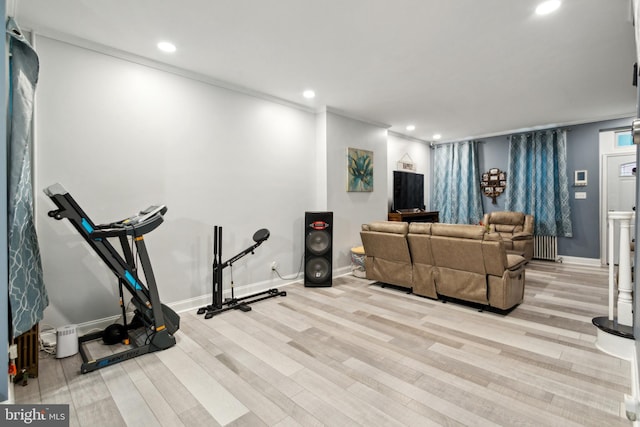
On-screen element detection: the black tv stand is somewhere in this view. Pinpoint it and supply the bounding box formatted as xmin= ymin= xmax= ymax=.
xmin=387 ymin=210 xmax=439 ymax=223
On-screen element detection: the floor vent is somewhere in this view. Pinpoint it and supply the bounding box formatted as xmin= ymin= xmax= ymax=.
xmin=534 ymin=235 xmax=558 ymax=261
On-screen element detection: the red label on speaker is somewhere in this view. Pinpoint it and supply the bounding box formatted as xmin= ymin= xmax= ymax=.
xmin=310 ymin=221 xmax=329 ymax=230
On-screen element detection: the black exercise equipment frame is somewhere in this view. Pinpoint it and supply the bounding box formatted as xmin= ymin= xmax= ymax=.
xmin=197 ymin=225 xmax=286 ymax=319
xmin=44 ymin=183 xmax=179 ymax=374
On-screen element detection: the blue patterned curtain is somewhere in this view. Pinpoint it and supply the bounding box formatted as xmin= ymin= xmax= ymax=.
xmin=7 ymin=18 xmax=48 ymax=338
xmin=505 ymin=129 xmax=572 ymax=237
xmin=432 ymin=140 xmax=483 ymax=224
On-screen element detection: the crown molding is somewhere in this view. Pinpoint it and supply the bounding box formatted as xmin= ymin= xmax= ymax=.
xmin=27 ymin=23 xmax=318 ymax=115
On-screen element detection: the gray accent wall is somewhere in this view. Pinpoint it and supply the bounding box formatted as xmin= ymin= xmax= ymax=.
xmin=477 ymin=135 xmax=510 ymax=215
xmin=477 ymin=117 xmax=633 ymax=259
xmin=560 ymin=117 xmax=632 ymax=258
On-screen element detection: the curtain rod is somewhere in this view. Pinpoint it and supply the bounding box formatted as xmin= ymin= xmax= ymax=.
xmin=507 ymin=127 xmax=571 ymax=138
xmin=430 ymin=140 xmax=485 ymax=148
xmin=431 ymin=127 xmax=572 ymax=147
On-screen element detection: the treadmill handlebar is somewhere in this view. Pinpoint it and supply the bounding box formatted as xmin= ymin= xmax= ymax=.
xmin=43 ymin=182 xmax=68 ymax=198
xmin=136 ymin=205 xmax=168 ymax=224
xmin=95 ymin=205 xmax=168 ymax=237
xmin=103 ymin=205 xmax=167 ymax=227
xmin=43 ymin=184 xmax=167 ymax=237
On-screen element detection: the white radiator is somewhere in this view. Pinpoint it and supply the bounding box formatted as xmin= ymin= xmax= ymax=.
xmin=534 ymin=235 xmax=558 ymax=261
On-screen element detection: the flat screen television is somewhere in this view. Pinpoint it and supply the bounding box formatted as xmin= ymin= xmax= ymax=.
xmin=393 ymin=171 xmax=425 ymax=211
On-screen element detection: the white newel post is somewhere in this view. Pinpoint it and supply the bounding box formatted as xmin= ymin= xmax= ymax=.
xmin=608 ymin=211 xmax=635 ymax=326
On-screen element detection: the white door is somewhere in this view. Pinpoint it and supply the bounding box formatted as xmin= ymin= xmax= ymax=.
xmin=606 ymin=154 xmax=636 ymax=264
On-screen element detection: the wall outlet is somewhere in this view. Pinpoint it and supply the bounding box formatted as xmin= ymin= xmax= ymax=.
xmin=271 ymin=261 xmax=278 ymax=271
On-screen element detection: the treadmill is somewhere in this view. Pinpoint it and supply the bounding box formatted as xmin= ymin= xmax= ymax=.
xmin=44 ymin=183 xmax=179 ymax=374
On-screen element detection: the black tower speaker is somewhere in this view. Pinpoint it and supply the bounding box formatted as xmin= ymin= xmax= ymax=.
xmin=304 ymin=211 xmax=333 ymax=287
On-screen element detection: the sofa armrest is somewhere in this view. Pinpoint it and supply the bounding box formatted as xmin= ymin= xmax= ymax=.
xmin=511 ymin=232 xmax=532 ymax=241
xmin=506 ymin=254 xmax=527 ymax=271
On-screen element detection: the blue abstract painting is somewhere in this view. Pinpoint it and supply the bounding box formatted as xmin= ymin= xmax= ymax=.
xmin=347 ymin=148 xmax=373 ymax=192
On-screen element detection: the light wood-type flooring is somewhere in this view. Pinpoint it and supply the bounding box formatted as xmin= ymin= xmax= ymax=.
xmin=14 ymin=261 xmax=632 ymax=426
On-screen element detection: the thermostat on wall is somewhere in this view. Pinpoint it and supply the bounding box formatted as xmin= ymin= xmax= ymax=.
xmin=574 ymin=170 xmax=587 ymax=186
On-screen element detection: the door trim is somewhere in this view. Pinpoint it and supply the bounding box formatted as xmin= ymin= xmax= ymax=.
xmin=599 ymin=127 xmax=636 ymax=265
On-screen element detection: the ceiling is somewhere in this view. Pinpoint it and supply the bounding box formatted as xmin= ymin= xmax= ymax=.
xmin=11 ymin=0 xmax=638 ymax=142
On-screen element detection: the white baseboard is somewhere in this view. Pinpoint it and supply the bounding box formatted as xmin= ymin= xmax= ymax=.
xmin=72 ymin=270 xmax=342 ymax=332
xmin=74 ymin=314 xmax=123 ymax=336
xmin=169 ymin=276 xmax=302 ymax=314
xmin=171 ymin=267 xmax=350 ymax=313
xmin=558 ymin=256 xmax=602 ymax=266
xmin=71 ymin=267 xmax=352 ymax=334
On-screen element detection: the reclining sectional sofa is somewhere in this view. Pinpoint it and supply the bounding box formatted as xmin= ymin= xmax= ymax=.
xmin=360 ymin=221 xmax=527 ymax=310
xmin=482 ymin=211 xmax=534 ymax=261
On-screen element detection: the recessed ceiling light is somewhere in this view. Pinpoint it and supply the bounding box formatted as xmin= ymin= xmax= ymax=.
xmin=535 ymin=0 xmax=561 ymax=15
xmin=433 ymin=134 xmax=442 ymax=140
xmin=157 ymin=41 xmax=176 ymax=53
xmin=406 ymin=125 xmax=416 ymax=131
xmin=303 ymin=89 xmax=316 ymax=99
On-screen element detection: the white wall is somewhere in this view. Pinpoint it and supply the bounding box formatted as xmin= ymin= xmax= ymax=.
xmin=34 ymin=36 xmax=317 ymax=327
xmin=387 ymin=133 xmax=431 ymax=211
xmin=326 ymin=112 xmax=388 ymax=267
xmin=32 ymin=35 xmax=413 ymax=328
xmin=314 ymin=111 xmax=328 ymax=209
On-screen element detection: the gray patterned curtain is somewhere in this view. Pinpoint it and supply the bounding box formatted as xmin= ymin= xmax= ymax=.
xmin=505 ymin=129 xmax=572 ymax=237
xmin=7 ymin=18 xmax=48 ymax=338
xmin=432 ymin=140 xmax=484 ymax=224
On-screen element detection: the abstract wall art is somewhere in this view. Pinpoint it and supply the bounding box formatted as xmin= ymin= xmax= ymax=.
xmin=347 ymin=147 xmax=373 ymax=192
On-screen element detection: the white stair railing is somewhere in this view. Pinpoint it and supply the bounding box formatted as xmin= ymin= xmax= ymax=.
xmin=608 ymin=211 xmax=635 ymax=326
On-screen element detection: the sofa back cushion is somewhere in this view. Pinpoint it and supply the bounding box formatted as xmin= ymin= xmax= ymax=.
xmin=407 ymin=222 xmax=434 ymax=265
xmin=365 ymin=221 xmax=409 ymax=234
xmin=484 ymin=211 xmax=532 ymax=235
xmin=408 ymin=222 xmax=432 ymax=235
xmin=489 ymin=211 xmax=525 ymax=225
xmin=481 ymin=233 xmax=509 ymax=275
xmin=431 ymin=223 xmax=485 ymax=240
xmin=360 ymin=221 xmax=410 ymax=263
xmin=430 ymin=224 xmax=486 ymax=275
